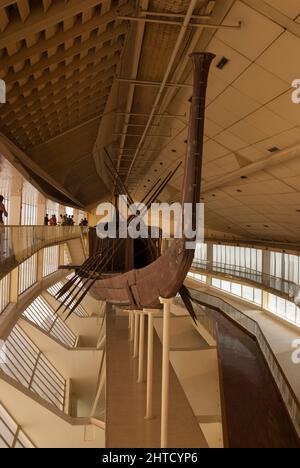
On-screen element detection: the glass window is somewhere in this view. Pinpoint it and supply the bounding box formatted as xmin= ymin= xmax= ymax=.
xmin=242 ymin=285 xmax=254 ymax=302
xmin=231 ymin=282 xmax=242 ymax=297
xmin=212 ymin=278 xmax=221 ymax=288
xmin=21 ymin=181 xmax=37 ymax=226
xmin=286 ymin=302 xmax=296 ymax=322
xmin=221 ymin=280 xmax=231 ymax=292
xmin=0 ymin=274 xmax=10 ymax=314
xmin=18 ymin=254 xmax=37 ymax=295
xmin=46 ymin=200 xmax=59 ymax=219
xmin=254 ymin=289 xmax=262 ymax=305
xmin=43 ymin=246 xmax=59 ymax=277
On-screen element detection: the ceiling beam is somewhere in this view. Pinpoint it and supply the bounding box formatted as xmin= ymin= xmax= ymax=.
xmin=3 ymin=68 xmax=115 ymax=116
xmin=202 ymin=143 xmax=300 ymax=194
xmin=3 ymin=36 xmax=123 ymax=84
xmin=117 ymin=15 xmax=242 ymax=30
xmin=1 ymin=4 xmax=131 ymax=68
xmin=0 ymin=0 xmax=109 ymax=49
xmin=0 ymin=133 xmax=84 ymax=207
xmin=4 ymin=98 xmax=107 ymax=144
xmin=5 ymin=85 xmax=111 ymax=128
xmin=7 ymin=54 xmax=118 ymax=100
xmin=116 ymin=77 xmax=192 ymax=88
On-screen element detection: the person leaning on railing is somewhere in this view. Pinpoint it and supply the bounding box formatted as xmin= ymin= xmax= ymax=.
xmin=0 ymin=195 xmax=8 ymax=225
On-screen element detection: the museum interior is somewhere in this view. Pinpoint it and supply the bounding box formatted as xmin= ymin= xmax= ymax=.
xmin=0 ymin=0 xmax=300 ymax=449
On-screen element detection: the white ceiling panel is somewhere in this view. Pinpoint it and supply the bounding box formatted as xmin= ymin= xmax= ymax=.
xmin=245 ymin=107 xmax=293 ymax=137
xmin=213 ymin=85 xmax=261 ymax=118
xmin=229 ymin=120 xmax=269 ymax=145
xmin=206 ymin=102 xmax=240 ymax=128
xmin=257 ymin=32 xmax=300 ymax=83
xmin=266 ymin=90 xmax=300 ymax=126
xmin=233 ymin=63 xmax=289 ymax=105
xmin=206 ymin=37 xmax=251 ymax=84
xmin=214 ymin=130 xmax=248 ymax=151
xmin=263 ymin=0 xmax=300 ymax=19
xmin=216 ymin=1 xmax=284 ymax=60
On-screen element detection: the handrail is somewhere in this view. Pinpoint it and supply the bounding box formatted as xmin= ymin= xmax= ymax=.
xmin=0 ymin=226 xmax=88 ymax=281
xmin=188 ymin=287 xmax=300 ymax=439
xmin=192 ymin=259 xmax=300 ymax=300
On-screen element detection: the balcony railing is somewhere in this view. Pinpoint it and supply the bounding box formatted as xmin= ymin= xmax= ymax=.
xmin=0 ymin=403 xmax=34 ymax=448
xmin=0 ymin=226 xmax=88 ymax=281
xmin=0 ymin=325 xmax=66 ymax=411
xmin=188 ymin=287 xmax=300 ymax=439
xmin=192 ymin=260 xmax=300 ymax=301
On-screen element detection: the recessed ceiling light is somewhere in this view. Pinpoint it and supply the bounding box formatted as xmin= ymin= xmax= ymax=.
xmin=240 ymin=175 xmax=248 ymax=179
xmin=268 ymin=146 xmax=280 ymax=153
xmin=216 ymin=57 xmax=230 ymax=70
xmin=236 ymin=189 xmax=242 ymax=193
xmin=172 ymin=149 xmax=176 ymax=153
xmin=212 ymin=194 xmax=216 ymax=197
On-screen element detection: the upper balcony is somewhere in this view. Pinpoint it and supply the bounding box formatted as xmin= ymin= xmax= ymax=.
xmin=191 ymin=259 xmax=300 ymax=303
xmin=0 ymin=226 xmax=88 ymax=281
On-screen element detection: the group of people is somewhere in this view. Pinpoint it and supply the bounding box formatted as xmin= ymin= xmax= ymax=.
xmin=44 ymin=214 xmax=74 ymax=226
xmin=44 ymin=213 xmax=89 ymax=227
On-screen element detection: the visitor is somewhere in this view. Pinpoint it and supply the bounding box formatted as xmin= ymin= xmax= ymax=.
xmin=0 ymin=195 xmax=8 ymax=225
xmin=44 ymin=213 xmax=49 ymax=226
xmin=49 ymin=214 xmax=57 ymax=226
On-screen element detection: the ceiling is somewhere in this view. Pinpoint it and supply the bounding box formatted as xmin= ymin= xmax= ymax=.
xmin=1 ymin=0 xmax=300 ymax=244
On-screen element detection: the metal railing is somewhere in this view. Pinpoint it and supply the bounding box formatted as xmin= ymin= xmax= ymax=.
xmin=23 ymin=296 xmax=77 ymax=348
xmin=0 ymin=226 xmax=88 ymax=281
xmin=0 ymin=403 xmax=34 ymax=448
xmin=47 ymin=281 xmax=89 ymax=318
xmin=0 ymin=274 xmax=10 ymax=315
xmin=188 ymin=287 xmax=300 ymax=439
xmin=0 ymin=325 xmax=66 ymax=411
xmin=192 ymin=260 xmax=300 ymax=300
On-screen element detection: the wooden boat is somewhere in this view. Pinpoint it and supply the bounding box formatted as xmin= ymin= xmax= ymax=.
xmin=58 ymin=52 xmax=215 ymax=316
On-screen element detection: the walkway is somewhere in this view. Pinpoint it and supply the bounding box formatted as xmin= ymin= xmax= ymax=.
xmin=186 ymin=279 xmax=300 ymax=448
xmin=105 ymin=310 xmax=208 ymax=448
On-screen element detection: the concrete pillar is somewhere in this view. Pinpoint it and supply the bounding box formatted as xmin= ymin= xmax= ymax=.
xmin=133 ymin=311 xmax=139 ymax=358
xmin=207 ymin=242 xmax=213 ymax=264
xmin=37 ymin=193 xmax=46 ymax=226
xmin=145 ymin=309 xmax=159 ymax=420
xmin=262 ymin=249 xmax=270 ymax=276
xmin=159 ymin=296 xmax=173 ymax=448
xmin=37 ymin=249 xmax=44 ymax=281
xmin=9 ymin=171 xmax=22 ymax=226
xmin=137 ymin=312 xmax=145 ymax=383
xmin=10 ymin=267 xmax=19 ymax=304
xmin=129 ymin=311 xmax=134 ymax=341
